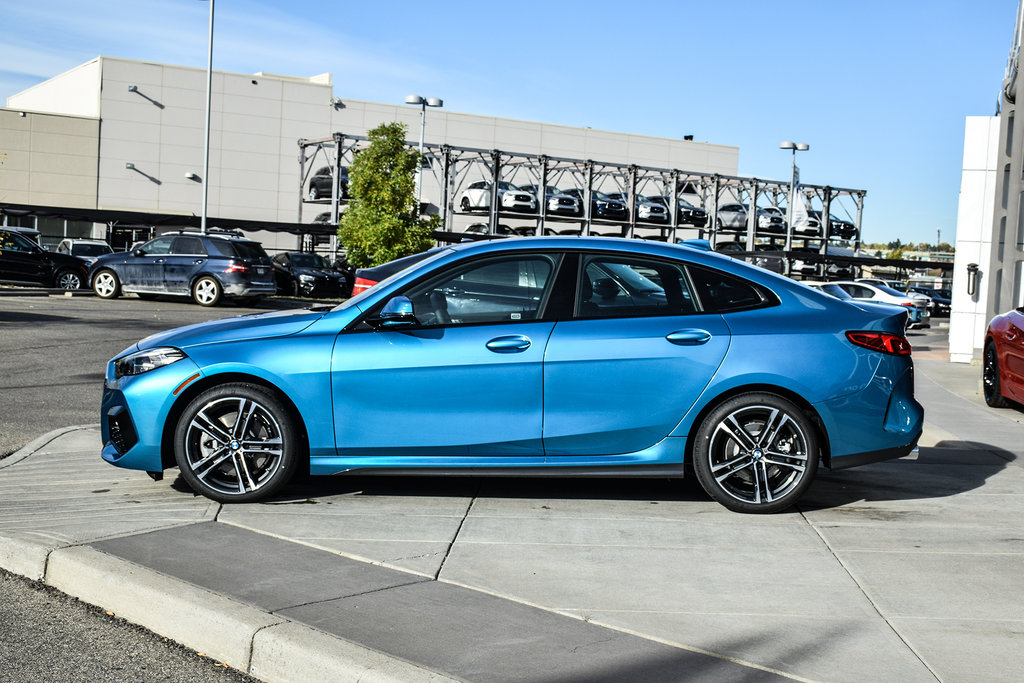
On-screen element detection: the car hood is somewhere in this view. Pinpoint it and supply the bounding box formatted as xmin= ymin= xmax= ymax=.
xmin=294 ymin=267 xmax=342 ymax=278
xmin=136 ymin=307 xmax=329 ymax=351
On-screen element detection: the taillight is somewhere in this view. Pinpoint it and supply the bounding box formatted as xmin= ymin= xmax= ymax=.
xmin=900 ymin=302 xmax=914 ymax=307
xmin=224 ymin=263 xmax=248 ymax=273
xmin=351 ymin=276 xmax=377 ymax=295
xmin=846 ymin=331 xmax=912 ymax=356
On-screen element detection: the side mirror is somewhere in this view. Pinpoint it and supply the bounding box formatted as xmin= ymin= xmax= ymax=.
xmin=132 ymin=248 xmax=145 ymax=257
xmin=374 ymin=296 xmax=418 ymax=328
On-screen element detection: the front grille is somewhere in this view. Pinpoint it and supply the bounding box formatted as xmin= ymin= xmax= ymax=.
xmin=107 ymin=406 xmax=138 ymax=455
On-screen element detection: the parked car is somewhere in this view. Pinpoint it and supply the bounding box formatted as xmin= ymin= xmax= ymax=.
xmin=519 ymin=185 xmax=582 ymax=217
xmin=713 ymin=241 xmax=785 ymax=273
xmin=984 ymin=306 xmax=1024 ymax=407
xmin=803 ymin=280 xmax=911 ymax=329
xmin=458 ymin=181 xmax=538 ymax=213
xmin=272 ymin=251 xmax=350 ymax=298
xmin=56 ymin=238 xmax=114 ymax=265
xmin=560 ymin=189 xmax=629 ymax=221
xmin=307 ymin=166 xmax=349 ymax=202
xmin=462 ymin=223 xmax=535 ymax=238
xmin=0 ymin=227 xmax=89 ymax=289
xmin=790 ymin=246 xmax=857 ymax=279
xmin=645 ymin=196 xmax=708 ymax=227
xmin=831 ymin=280 xmax=929 ymax=329
xmin=905 ymin=285 xmax=950 ymax=316
xmin=790 ymin=209 xmax=822 ymax=237
xmin=349 ymin=248 xmax=442 ymax=296
xmin=99 ymin=236 xmax=922 ymax=514
xmin=605 ymin=193 xmax=670 ymax=224
xmin=715 ymin=203 xmax=785 ymax=234
xmin=856 ymin=278 xmax=932 ymax=311
xmin=89 ymin=229 xmax=276 ymax=306
xmin=809 ymin=210 xmax=858 ymax=240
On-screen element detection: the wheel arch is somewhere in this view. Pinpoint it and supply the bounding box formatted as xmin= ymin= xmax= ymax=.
xmin=159 ymin=371 xmax=311 ymax=470
xmin=683 ymin=383 xmax=831 ymax=470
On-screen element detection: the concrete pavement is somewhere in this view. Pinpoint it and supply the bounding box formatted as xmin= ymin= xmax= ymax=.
xmin=1 ymin=349 xmax=1022 ymax=681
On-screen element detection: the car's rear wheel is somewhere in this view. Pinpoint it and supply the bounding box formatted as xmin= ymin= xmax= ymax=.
xmin=92 ymin=270 xmax=121 ymax=299
xmin=174 ymin=383 xmax=299 ymax=503
xmin=308 ymin=186 xmax=320 ymax=201
xmin=984 ymin=342 xmax=1010 ymax=408
xmin=693 ymin=393 xmax=819 ymax=514
xmin=192 ymin=276 xmax=222 ymax=306
xmin=460 ymin=196 xmax=471 ymax=212
xmin=56 ymin=269 xmax=83 ymax=290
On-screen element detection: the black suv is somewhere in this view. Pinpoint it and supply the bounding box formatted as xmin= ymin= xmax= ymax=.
xmin=88 ymin=230 xmax=276 ymax=306
xmin=272 ymin=251 xmax=351 ymax=298
xmin=307 ymin=166 xmax=349 ymax=202
xmin=0 ymin=227 xmax=89 ymax=289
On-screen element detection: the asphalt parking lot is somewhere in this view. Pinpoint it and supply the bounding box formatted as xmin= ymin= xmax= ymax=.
xmin=2 ymin=292 xmax=1023 ymax=681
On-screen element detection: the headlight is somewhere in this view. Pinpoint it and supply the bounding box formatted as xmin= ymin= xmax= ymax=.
xmin=115 ymin=347 xmax=186 ymax=378
xmin=299 ymin=274 xmax=316 ymax=282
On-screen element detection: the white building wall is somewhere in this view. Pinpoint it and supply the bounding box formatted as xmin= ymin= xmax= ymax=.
xmin=950 ymin=116 xmax=1001 ymax=363
xmin=6 ymin=59 xmax=102 ymax=118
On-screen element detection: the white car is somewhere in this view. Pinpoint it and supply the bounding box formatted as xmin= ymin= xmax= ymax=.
xmin=606 ymin=193 xmax=670 ymax=224
xmin=56 ymin=238 xmax=114 ymax=264
xmin=715 ymin=203 xmax=785 ymax=233
xmin=831 ymin=280 xmax=930 ymax=329
xmin=458 ymin=180 xmax=538 ymax=213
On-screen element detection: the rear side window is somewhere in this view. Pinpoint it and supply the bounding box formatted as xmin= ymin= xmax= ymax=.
xmin=216 ymin=240 xmax=270 ymax=263
xmin=688 ymin=266 xmax=775 ymax=313
xmin=578 ymin=255 xmax=697 ymax=319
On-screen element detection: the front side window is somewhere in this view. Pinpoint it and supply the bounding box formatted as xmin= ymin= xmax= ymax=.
xmin=0 ymin=230 xmax=36 ymax=253
xmin=402 ymin=254 xmax=559 ymax=326
xmin=578 ymin=255 xmax=696 ymax=318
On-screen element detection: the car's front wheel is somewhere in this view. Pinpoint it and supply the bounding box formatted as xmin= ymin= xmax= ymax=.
xmin=693 ymin=393 xmax=819 ymax=513
xmin=92 ymin=270 xmax=121 ymax=299
xmin=308 ymin=186 xmax=320 ymax=202
xmin=174 ymin=383 xmax=299 ymax=503
xmin=460 ymin=196 xmax=471 ymax=212
xmin=56 ymin=269 xmax=83 ymax=290
xmin=983 ymin=342 xmax=1010 ymax=408
xmin=192 ymin=276 xmax=222 ymax=306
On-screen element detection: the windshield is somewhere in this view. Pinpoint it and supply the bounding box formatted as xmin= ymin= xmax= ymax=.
xmin=815 ymin=283 xmax=853 ymax=300
xmin=876 ymin=284 xmax=908 ymax=297
xmin=291 ymin=253 xmax=329 ymax=268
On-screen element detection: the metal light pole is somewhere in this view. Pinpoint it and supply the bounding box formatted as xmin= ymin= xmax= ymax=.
xmin=201 ymin=0 xmax=215 ymax=234
xmin=780 ymin=141 xmax=809 ymax=253
xmin=404 ymin=94 xmax=443 ymax=215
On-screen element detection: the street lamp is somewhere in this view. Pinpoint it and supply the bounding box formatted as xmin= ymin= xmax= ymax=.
xmin=200 ymin=0 xmax=215 ymax=234
xmin=404 ymin=94 xmax=443 ymax=214
xmin=779 ymin=141 xmax=809 ymax=252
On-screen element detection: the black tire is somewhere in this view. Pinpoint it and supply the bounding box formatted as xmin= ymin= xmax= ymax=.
xmin=983 ymin=342 xmax=1010 ymax=408
xmin=92 ymin=269 xmax=121 ymax=299
xmin=308 ymin=186 xmax=320 ymax=202
xmin=55 ymin=269 xmax=83 ymax=290
xmin=715 ymin=218 xmax=723 ymax=229
xmin=191 ymin=276 xmax=223 ymax=306
xmin=692 ymin=392 xmax=819 ymax=514
xmin=460 ymin=196 xmax=471 ymax=212
xmin=136 ymin=293 xmax=159 ymax=301
xmin=174 ymin=383 xmax=299 ymax=503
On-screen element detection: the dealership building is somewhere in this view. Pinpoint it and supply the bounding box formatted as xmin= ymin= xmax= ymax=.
xmin=1 ymin=56 xmax=740 ymax=252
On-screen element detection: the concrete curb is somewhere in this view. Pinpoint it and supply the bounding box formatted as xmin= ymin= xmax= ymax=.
xmin=0 ymin=424 xmax=99 ymax=469
xmin=0 ymin=287 xmax=94 ymax=297
xmin=0 ymin=542 xmax=456 ymax=682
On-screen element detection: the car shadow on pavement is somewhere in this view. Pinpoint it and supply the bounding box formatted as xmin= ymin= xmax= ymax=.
xmin=798 ymin=440 xmax=1016 ymax=511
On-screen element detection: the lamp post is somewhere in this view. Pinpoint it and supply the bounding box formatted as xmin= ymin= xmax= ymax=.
xmin=779 ymin=141 xmax=809 ymax=252
xmin=404 ymin=94 xmax=443 ymax=214
xmin=200 ymin=0 xmax=215 ymax=234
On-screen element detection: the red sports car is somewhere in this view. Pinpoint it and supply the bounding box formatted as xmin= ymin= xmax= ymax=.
xmin=984 ymin=307 xmax=1024 ymax=407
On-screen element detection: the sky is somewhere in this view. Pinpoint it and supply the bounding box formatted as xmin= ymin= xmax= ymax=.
xmin=0 ymin=0 xmax=1016 ymax=246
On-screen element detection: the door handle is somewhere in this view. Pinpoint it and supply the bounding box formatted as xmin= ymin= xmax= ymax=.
xmin=154 ymin=258 xmax=165 ymax=264
xmin=486 ymin=335 xmax=532 ymax=353
xmin=193 ymin=259 xmax=205 ymax=265
xmin=666 ymin=329 xmax=712 ymax=346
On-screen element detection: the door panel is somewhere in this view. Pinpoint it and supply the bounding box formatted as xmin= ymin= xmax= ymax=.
xmin=543 ymin=315 xmax=730 ymax=456
xmin=332 ymin=323 xmax=554 ymax=456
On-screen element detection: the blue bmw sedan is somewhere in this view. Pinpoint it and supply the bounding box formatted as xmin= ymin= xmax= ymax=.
xmin=100 ymin=237 xmax=922 ymax=513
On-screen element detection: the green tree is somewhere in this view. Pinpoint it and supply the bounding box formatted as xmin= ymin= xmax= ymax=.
xmin=338 ymin=122 xmax=436 ymax=267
